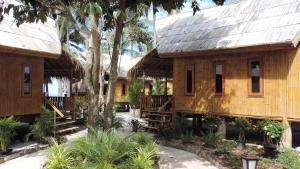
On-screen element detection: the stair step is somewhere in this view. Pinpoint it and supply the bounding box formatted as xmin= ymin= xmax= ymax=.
xmin=147 ymin=119 xmax=161 ymax=123
xmin=56 ymin=126 xmax=79 ymax=134
xmin=55 ymin=120 xmax=76 ymax=127
xmin=148 ymin=114 xmax=171 ymax=117
xmin=143 ymin=126 xmax=158 ymax=131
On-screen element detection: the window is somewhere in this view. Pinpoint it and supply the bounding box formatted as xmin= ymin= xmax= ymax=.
xmin=122 ymin=83 xmax=126 ymax=95
xmin=248 ymin=58 xmax=264 ymax=97
xmin=214 ymin=62 xmax=224 ymax=95
xmin=185 ymin=65 xmax=194 ymax=95
xmin=23 ymin=65 xmax=31 ymax=96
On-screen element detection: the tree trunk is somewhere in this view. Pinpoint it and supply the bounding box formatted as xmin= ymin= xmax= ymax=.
xmin=84 ymin=14 xmax=102 ymax=130
xmin=103 ymin=0 xmax=125 ymax=130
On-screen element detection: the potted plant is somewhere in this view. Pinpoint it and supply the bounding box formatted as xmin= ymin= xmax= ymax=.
xmin=258 ymin=120 xmax=284 ymax=158
xmin=0 ymin=117 xmax=17 ymax=155
xmin=234 ymin=117 xmax=251 ymax=149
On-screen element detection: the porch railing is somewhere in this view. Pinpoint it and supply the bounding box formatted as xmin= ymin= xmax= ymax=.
xmin=140 ymin=94 xmax=172 ymax=111
xmin=46 ymin=96 xmax=75 ymax=113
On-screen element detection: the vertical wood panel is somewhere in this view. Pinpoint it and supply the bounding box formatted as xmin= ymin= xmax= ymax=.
xmin=0 ymin=53 xmax=44 ymax=116
xmin=173 ymin=48 xmax=300 ymax=120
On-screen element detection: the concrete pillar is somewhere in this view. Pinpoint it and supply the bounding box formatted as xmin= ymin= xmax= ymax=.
xmin=282 ymin=119 xmax=292 ymax=148
xmin=217 ymin=118 xmax=226 ymax=140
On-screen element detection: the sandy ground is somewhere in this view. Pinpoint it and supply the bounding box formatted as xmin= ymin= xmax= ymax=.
xmin=0 ymin=111 xmax=219 ymax=169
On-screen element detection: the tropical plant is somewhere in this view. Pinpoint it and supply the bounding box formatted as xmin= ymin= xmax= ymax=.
xmin=32 ymin=106 xmax=54 ymax=142
xmin=277 ymin=149 xmax=300 ymax=169
xmin=127 ymin=80 xmax=143 ymax=108
xmin=152 ymin=79 xmax=164 ymax=95
xmin=46 ymin=142 xmax=73 ymax=169
xmin=98 ymin=112 xmax=123 ymax=130
xmin=234 ymin=117 xmax=251 ymax=144
xmin=215 ymin=140 xmax=237 ymax=155
xmin=45 ymin=129 xmax=158 ymax=169
xmin=258 ymin=120 xmax=284 ymax=145
xmin=203 ymin=132 xmax=220 ymax=148
xmin=204 ymin=113 xmax=220 ymax=134
xmin=0 ymin=117 xmax=18 ymax=153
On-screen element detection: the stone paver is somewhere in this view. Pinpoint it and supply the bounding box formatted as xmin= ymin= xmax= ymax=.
xmin=159 ymin=145 xmax=219 ymax=169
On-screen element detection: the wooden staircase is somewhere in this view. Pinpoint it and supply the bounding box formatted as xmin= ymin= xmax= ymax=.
xmin=141 ymin=95 xmax=174 ymax=132
xmin=46 ymin=97 xmax=79 ymax=137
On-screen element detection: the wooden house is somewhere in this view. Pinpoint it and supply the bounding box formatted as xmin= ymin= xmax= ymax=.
xmin=129 ymin=0 xmax=300 ymax=147
xmin=0 ymin=10 xmax=84 ymax=134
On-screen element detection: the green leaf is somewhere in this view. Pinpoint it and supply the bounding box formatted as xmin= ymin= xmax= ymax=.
xmin=93 ymin=3 xmax=102 ymax=14
xmin=113 ymin=10 xmax=122 ymax=19
xmin=84 ymin=2 xmax=95 ymax=15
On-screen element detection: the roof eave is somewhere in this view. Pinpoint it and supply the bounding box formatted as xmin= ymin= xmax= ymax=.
xmin=0 ymin=45 xmax=61 ymax=59
xmin=159 ymin=42 xmax=296 ymax=59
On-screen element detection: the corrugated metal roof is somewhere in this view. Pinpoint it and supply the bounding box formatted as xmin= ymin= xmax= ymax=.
xmin=0 ymin=0 xmax=61 ymax=57
xmin=156 ymin=0 xmax=300 ymax=54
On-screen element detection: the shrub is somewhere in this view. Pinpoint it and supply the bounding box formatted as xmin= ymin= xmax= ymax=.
xmin=45 ymin=129 xmax=158 ymax=169
xmin=203 ymin=132 xmax=219 ymax=148
xmin=204 ymin=113 xmax=220 ymax=133
xmin=131 ymin=133 xmax=153 ymax=146
xmin=127 ymin=80 xmax=143 ymax=108
xmin=227 ymin=153 xmax=242 ymax=169
xmin=0 ymin=117 xmax=18 ymax=152
xmin=258 ymin=120 xmax=284 ymax=145
xmin=234 ymin=117 xmax=251 ymax=143
xmin=277 ymin=149 xmax=300 ymax=169
xmin=215 ymin=140 xmax=237 ymax=155
xmin=32 ymin=106 xmax=53 ymax=142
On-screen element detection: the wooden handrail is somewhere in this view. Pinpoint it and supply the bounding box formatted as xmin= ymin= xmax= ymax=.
xmin=45 ymin=99 xmax=64 ymax=117
xmin=158 ymin=97 xmax=173 ymax=113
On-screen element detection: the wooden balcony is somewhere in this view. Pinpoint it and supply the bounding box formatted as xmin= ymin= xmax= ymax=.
xmin=140 ymin=94 xmax=172 ymax=112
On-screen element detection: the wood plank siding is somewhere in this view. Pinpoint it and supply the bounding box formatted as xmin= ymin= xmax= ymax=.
xmin=114 ymin=79 xmax=129 ymax=103
xmin=0 ymin=53 xmax=44 ymax=116
xmin=173 ymin=48 xmax=300 ymax=121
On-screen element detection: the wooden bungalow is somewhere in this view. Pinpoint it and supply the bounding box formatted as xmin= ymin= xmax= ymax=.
xmin=0 ymin=12 xmax=84 ymax=135
xmin=129 ymin=0 xmax=300 ymax=147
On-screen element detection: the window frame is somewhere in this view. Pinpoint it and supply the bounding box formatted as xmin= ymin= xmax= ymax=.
xmin=248 ymin=57 xmax=264 ymax=98
xmin=184 ymin=64 xmax=195 ymax=96
xmin=214 ymin=61 xmax=225 ymax=96
xmin=22 ymin=64 xmax=32 ymax=97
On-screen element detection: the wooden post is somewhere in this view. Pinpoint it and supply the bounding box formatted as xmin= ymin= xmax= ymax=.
xmin=217 ymin=117 xmax=227 ymax=140
xmin=164 ymin=71 xmax=168 ymax=102
xmin=143 ymin=71 xmax=146 ymax=95
xmin=282 ymin=118 xmax=292 ymax=148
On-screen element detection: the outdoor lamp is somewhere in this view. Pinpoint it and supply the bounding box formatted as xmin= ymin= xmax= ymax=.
xmin=241 ymin=155 xmax=259 ymax=169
